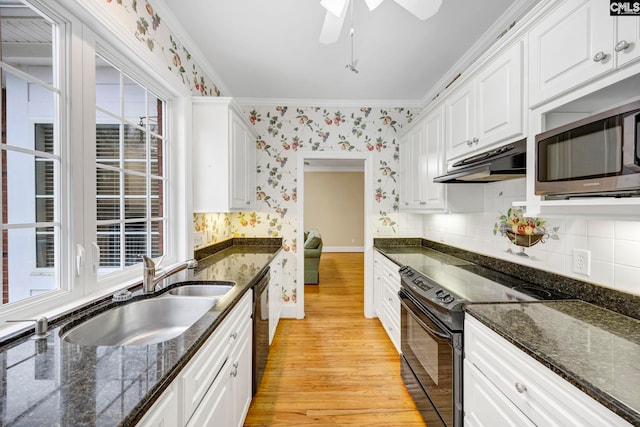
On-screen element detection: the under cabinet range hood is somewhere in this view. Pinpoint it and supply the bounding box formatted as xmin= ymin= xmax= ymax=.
xmin=434 ymin=138 xmax=527 ymax=183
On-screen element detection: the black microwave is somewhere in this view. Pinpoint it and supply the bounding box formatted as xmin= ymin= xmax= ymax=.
xmin=535 ymin=100 xmax=640 ymax=199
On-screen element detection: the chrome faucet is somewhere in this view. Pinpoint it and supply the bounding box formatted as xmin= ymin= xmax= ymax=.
xmin=141 ymin=255 xmax=198 ymax=293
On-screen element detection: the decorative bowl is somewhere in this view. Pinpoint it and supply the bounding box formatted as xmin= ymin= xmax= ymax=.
xmin=505 ymin=231 xmax=545 ymax=248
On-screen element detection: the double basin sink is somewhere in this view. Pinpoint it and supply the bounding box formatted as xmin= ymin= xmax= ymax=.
xmin=61 ymin=282 xmax=235 ymax=346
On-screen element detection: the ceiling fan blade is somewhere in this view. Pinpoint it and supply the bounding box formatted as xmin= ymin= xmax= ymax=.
xmin=393 ymin=0 xmax=442 ymax=20
xmin=364 ymin=0 xmax=384 ymax=11
xmin=319 ymin=9 xmax=347 ymax=44
xmin=320 ymin=0 xmax=348 ymax=17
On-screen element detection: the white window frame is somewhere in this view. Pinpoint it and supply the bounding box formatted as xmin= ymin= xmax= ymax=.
xmin=0 ymin=0 xmax=192 ymax=328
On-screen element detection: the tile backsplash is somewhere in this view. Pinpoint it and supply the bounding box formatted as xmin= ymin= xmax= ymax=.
xmin=417 ymin=179 xmax=640 ymax=297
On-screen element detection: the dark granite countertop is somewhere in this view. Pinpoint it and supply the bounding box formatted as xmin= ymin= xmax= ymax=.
xmin=373 ymin=238 xmax=640 ymax=425
xmin=0 ymin=239 xmax=281 ymax=427
xmin=465 ymin=302 xmax=640 ymax=426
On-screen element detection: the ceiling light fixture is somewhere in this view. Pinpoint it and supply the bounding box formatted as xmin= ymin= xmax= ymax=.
xmin=345 ymin=0 xmax=359 ymax=73
xmin=319 ymin=0 xmax=443 ymax=45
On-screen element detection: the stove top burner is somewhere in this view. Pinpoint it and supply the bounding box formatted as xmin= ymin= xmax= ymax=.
xmin=398 ymin=262 xmax=572 ymax=330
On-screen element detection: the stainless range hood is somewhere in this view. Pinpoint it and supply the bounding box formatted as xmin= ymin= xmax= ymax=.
xmin=434 ymin=138 xmax=527 ymax=183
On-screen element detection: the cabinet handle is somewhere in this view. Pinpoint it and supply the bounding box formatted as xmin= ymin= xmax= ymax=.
xmin=233 ymin=361 xmax=239 ymax=369
xmin=472 ymin=137 xmax=479 ymax=145
xmin=466 ymin=140 xmax=473 ymax=147
xmin=419 ymin=202 xmax=427 ymax=205
xmin=230 ymin=331 xmax=238 ymax=340
xmin=615 ymin=40 xmax=631 ymax=52
xmin=246 ymin=201 xmax=251 ymax=205
xmin=515 ymin=382 xmax=527 ymax=394
xmin=231 ymin=369 xmax=238 ymax=378
xmin=593 ymin=51 xmax=607 ymax=62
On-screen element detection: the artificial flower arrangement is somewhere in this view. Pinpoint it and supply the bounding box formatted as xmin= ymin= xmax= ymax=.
xmin=493 ymin=208 xmax=559 ymax=248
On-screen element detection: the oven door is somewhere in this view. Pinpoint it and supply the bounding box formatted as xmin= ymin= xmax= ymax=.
xmin=399 ymin=289 xmax=462 ymax=427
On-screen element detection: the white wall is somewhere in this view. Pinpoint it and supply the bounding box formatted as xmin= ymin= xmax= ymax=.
xmin=416 ymin=179 xmax=640 ymax=296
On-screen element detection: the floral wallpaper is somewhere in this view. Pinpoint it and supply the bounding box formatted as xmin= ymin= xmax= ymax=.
xmin=224 ymin=106 xmax=413 ymax=305
xmin=99 ymin=0 xmax=221 ymax=96
xmin=96 ymin=0 xmax=414 ymax=307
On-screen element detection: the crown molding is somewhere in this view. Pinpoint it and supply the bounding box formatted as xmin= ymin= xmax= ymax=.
xmin=152 ymin=0 xmax=233 ymax=98
xmin=419 ymin=0 xmax=541 ymax=107
xmin=235 ymin=97 xmax=424 ymax=109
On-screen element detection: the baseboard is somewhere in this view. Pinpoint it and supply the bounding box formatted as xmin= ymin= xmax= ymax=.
xmin=322 ymin=246 xmax=364 ymax=252
xmin=280 ymin=304 xmax=299 ymax=319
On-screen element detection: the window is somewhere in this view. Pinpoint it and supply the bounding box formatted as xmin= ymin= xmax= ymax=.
xmin=1 ymin=2 xmax=59 ymax=304
xmin=0 ymin=0 xmax=178 ymax=320
xmin=95 ymin=56 xmax=166 ymax=276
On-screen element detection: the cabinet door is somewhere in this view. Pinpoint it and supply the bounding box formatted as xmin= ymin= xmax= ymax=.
xmin=230 ymin=317 xmax=253 ymax=427
xmin=464 ymin=360 xmax=535 ymax=427
xmin=445 ymin=82 xmax=476 ymax=160
xmin=616 ymin=14 xmax=640 ymax=67
xmin=230 ymin=113 xmax=254 ymax=210
xmin=423 ymin=108 xmax=446 ymax=209
xmin=186 ymin=362 xmax=233 ymax=427
xmin=373 ymin=253 xmax=384 ymax=318
xmin=476 ymin=41 xmax=524 ymax=148
xmin=269 ymin=253 xmax=282 ymax=344
xmin=137 ymin=383 xmax=179 ymax=427
xmin=408 ymin=125 xmax=427 ymax=207
xmin=529 ymin=0 xmax=614 ymax=105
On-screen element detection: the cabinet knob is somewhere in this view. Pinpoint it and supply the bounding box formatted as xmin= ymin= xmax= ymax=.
xmin=466 ymin=140 xmax=473 ymax=147
xmin=592 ymin=51 xmax=607 ymax=62
xmin=231 ymin=369 xmax=238 ymax=378
xmin=472 ymin=137 xmax=479 ymax=145
xmin=515 ymin=382 xmax=527 ymax=394
xmin=230 ymin=331 xmax=238 ymax=340
xmin=615 ymin=40 xmax=631 ymax=52
xmin=246 ymin=201 xmax=251 ymax=205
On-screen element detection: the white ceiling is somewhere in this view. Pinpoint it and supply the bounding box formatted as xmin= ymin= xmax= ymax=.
xmin=156 ymin=0 xmax=538 ymax=105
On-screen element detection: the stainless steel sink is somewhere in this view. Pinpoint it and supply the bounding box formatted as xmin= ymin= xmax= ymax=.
xmin=61 ymin=296 xmax=217 ymax=346
xmin=168 ymin=282 xmax=235 ymax=297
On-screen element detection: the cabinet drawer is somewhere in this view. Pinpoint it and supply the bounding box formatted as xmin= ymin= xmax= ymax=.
xmin=382 ymin=304 xmax=401 ymax=353
xmin=137 ymin=382 xmax=179 ymax=427
xmin=463 ymin=359 xmax=535 ymax=427
xmin=465 ymin=316 xmax=632 ymax=427
xmin=180 ymin=315 xmax=231 ymax=422
xmin=382 ymin=278 xmax=400 ymax=318
xmin=180 ymin=291 xmax=252 ymax=423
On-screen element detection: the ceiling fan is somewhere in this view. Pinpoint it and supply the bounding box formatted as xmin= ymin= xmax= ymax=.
xmin=319 ymin=0 xmax=443 ymax=45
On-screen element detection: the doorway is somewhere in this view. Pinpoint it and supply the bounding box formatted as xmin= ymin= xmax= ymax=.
xmin=296 ymin=151 xmax=375 ymax=320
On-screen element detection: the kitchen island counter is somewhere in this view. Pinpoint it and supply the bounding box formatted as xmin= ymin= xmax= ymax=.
xmin=0 ymin=238 xmax=282 ymax=426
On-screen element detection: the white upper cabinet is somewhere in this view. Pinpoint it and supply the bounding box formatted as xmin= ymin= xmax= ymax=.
xmin=475 ymin=41 xmax=524 ymax=147
xmin=445 ymin=82 xmax=476 ymax=160
xmin=616 ymin=10 xmax=640 ymax=67
xmin=446 ymin=40 xmax=524 ymax=161
xmin=192 ymin=97 xmax=257 ymax=212
xmin=399 ymin=106 xmax=446 ymax=211
xmin=529 ymin=0 xmax=640 ymax=106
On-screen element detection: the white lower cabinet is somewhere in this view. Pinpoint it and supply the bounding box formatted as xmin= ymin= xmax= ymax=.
xmin=136 ymin=383 xmax=179 ymax=427
xmin=373 ymin=252 xmax=401 ymax=353
xmin=136 ymin=291 xmax=253 ymax=427
xmin=464 ymin=316 xmax=632 ymax=426
xmin=228 ymin=304 xmax=253 ymax=427
xmin=268 ymin=252 xmax=283 ymax=344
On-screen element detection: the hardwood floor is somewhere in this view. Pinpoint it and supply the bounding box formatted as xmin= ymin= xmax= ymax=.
xmin=244 ymin=252 xmax=426 ymax=426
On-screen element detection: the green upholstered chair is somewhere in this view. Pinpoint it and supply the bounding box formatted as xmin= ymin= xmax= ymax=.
xmin=303 ymin=230 xmax=322 ymax=284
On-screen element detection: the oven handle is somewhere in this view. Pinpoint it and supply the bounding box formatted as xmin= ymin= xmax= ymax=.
xmin=400 ymin=297 xmax=451 ymax=341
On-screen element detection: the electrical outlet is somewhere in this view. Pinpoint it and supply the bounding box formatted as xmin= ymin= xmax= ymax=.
xmin=572 ymin=249 xmax=591 ymax=276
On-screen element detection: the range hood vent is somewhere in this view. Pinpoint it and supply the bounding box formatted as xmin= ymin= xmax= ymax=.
xmin=434 ymin=138 xmax=527 ymax=184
